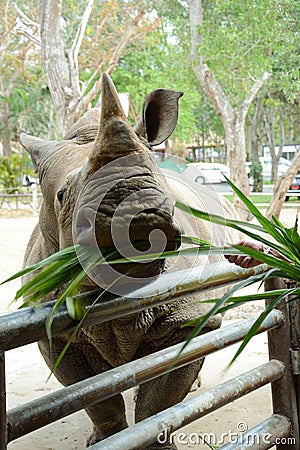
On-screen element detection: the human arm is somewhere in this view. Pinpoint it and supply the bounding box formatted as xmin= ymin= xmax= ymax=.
xmin=225 ymin=240 xmax=283 ymax=269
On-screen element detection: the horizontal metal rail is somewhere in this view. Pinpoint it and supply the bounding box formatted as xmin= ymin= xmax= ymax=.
xmin=218 ymin=414 xmax=291 ymax=449
xmin=7 ymin=310 xmax=283 ymax=442
xmin=0 ymin=262 xmax=268 ymax=351
xmin=90 ymin=360 xmax=285 ymax=450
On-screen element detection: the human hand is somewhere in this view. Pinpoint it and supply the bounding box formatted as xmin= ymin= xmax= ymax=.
xmin=225 ymin=240 xmax=268 ymax=268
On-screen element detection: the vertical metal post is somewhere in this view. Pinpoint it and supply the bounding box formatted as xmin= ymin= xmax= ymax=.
xmin=265 ymin=279 xmax=299 ymax=449
xmin=31 ymin=183 xmax=38 ymax=217
xmin=0 ymin=351 xmax=7 ymax=450
xmin=288 ymin=290 xmax=300 ymax=427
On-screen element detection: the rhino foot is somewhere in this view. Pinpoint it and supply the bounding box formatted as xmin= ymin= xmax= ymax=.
xmin=86 ymin=428 xmax=103 ymax=446
xmin=189 ymin=371 xmax=202 ymax=392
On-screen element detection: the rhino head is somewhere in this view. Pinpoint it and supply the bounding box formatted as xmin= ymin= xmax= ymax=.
xmin=20 ymin=74 xmax=183 ymax=293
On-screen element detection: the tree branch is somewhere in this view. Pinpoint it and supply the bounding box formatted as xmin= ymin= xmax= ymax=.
xmin=70 ymin=0 xmax=94 ymax=63
xmin=76 ymin=5 xmax=147 ymax=113
xmin=266 ymin=150 xmax=300 ymax=219
xmin=38 ymin=0 xmax=73 ymax=133
xmin=6 ymin=70 xmax=21 ymax=96
xmin=189 ymin=0 xmax=234 ymax=123
xmin=16 ymin=28 xmax=41 ymax=46
xmin=12 ymin=2 xmax=39 ymax=28
xmin=81 ymin=63 xmax=104 ymax=94
xmin=106 ymin=6 xmax=147 ymax=74
xmin=240 ymin=71 xmax=270 ymax=120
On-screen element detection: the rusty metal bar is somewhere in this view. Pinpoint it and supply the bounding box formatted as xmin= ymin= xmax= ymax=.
xmin=218 ymin=414 xmax=292 ymax=449
xmin=90 ymin=360 xmax=285 ymax=450
xmin=289 ymin=295 xmax=300 ymax=416
xmin=0 ymin=262 xmax=268 ymax=351
xmin=265 ymin=278 xmax=300 ymax=449
xmin=0 ymin=351 xmax=7 ymax=450
xmin=7 ymin=310 xmax=283 ymax=442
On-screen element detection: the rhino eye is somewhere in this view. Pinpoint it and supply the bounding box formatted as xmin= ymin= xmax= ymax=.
xmin=57 ymin=189 xmax=65 ymax=204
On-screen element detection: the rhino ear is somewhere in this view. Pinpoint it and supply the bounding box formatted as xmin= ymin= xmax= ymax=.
xmin=19 ymin=131 xmax=49 ymax=172
xmin=134 ymin=89 xmax=183 ymax=146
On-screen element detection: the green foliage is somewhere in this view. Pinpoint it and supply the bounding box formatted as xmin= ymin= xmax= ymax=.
xmin=269 ymin=0 xmax=300 ymax=102
xmin=2 ymin=0 xmax=300 ymax=152
xmin=250 ymin=162 xmax=263 ymax=192
xmin=196 ymin=1 xmax=274 ymax=104
xmin=0 ymin=152 xmax=35 ymax=192
xmin=176 ymin=176 xmax=300 ymax=364
xmin=0 ymin=81 xmax=52 ymax=139
xmin=113 ymin=29 xmax=197 ymax=142
xmin=3 ymin=176 xmax=300 ymax=370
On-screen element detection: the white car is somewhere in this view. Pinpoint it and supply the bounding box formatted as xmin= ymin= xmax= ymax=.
xmin=247 ymin=157 xmax=291 ymax=182
xmin=259 ymin=156 xmax=290 ymax=180
xmin=184 ymin=162 xmax=230 ymax=184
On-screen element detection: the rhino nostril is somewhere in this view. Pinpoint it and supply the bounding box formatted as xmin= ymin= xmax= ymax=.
xmin=74 ymin=208 xmax=96 ymax=246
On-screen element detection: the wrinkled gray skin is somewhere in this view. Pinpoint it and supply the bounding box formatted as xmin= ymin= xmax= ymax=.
xmin=21 ymin=74 xmax=240 ymax=449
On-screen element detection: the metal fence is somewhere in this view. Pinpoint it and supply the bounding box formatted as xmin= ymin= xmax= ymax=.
xmin=0 ymin=186 xmax=42 ymax=215
xmin=0 ymin=263 xmax=298 ymax=449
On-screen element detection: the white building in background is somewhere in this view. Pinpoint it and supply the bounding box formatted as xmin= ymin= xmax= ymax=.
xmin=263 ymin=144 xmax=300 ymax=162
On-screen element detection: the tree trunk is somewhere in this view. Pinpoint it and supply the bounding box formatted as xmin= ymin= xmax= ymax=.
xmin=266 ymin=149 xmax=300 ymax=219
xmin=1 ymin=101 xmax=12 ymax=156
xmin=249 ymin=97 xmax=263 ymax=192
xmin=38 ymin=0 xmax=147 ymax=136
xmin=263 ymin=105 xmax=282 ymax=182
xmin=189 ymin=0 xmax=270 ymax=220
xmin=38 ymin=0 xmax=76 ymax=135
xmin=225 ymin=113 xmax=252 ymax=219
xmin=0 ymin=73 xmax=20 ymax=156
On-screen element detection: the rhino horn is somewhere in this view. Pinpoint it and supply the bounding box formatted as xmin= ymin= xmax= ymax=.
xmin=88 ymin=73 xmax=143 ymax=171
xmin=19 ymin=131 xmax=49 ymax=172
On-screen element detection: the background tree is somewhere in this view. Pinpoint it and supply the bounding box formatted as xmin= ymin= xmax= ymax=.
xmin=113 ymin=20 xmax=203 ymax=151
xmin=3 ymin=0 xmax=300 ymax=216
xmin=258 ymin=1 xmax=300 ymax=185
xmin=14 ymin=0 xmax=161 ymax=136
xmin=246 ymin=97 xmax=264 ymax=192
xmin=188 ymin=0 xmax=300 ymax=217
xmin=0 ymin=1 xmax=40 ymax=155
xmin=266 ymin=148 xmax=300 ymax=219
xmin=189 ymin=0 xmax=278 ymax=218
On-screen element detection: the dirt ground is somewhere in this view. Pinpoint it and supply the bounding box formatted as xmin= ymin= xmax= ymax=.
xmin=1 ymin=208 xmax=298 ymax=449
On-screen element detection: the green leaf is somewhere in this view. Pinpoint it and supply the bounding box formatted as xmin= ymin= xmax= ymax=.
xmin=175 ymin=201 xmax=294 ymax=262
xmin=14 ymin=258 xmax=79 ymax=301
xmin=179 ymin=270 xmax=274 ymax=353
xmin=228 ymin=288 xmax=300 ymax=366
xmin=175 ymin=201 xmax=265 ymax=233
xmin=233 ymin=245 xmax=300 ymax=281
xmin=224 ymin=176 xmax=293 ymax=247
xmin=1 ymin=245 xmax=80 ymax=286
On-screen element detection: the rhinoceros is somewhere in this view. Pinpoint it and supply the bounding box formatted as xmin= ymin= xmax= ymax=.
xmin=20 ymin=73 xmax=240 ymax=449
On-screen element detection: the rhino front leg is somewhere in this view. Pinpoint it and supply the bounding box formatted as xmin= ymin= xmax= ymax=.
xmin=85 ymin=397 xmax=128 ymax=445
xmin=135 ymin=360 xmax=203 ymax=450
xmin=38 ymin=337 xmax=128 ymax=446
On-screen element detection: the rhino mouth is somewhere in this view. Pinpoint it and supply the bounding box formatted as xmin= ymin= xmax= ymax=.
xmin=73 ymin=163 xmax=182 ymax=293
xmin=79 ymin=234 xmax=181 ymax=292
xmin=107 ymin=235 xmax=181 ymax=271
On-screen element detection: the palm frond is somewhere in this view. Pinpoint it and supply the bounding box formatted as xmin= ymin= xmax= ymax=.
xmin=176 ymin=179 xmax=300 ymax=364
xmin=3 ymin=177 xmax=300 ymax=369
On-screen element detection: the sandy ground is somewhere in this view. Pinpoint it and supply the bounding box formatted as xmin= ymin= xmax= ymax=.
xmin=1 ymin=209 xmax=298 ymax=449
